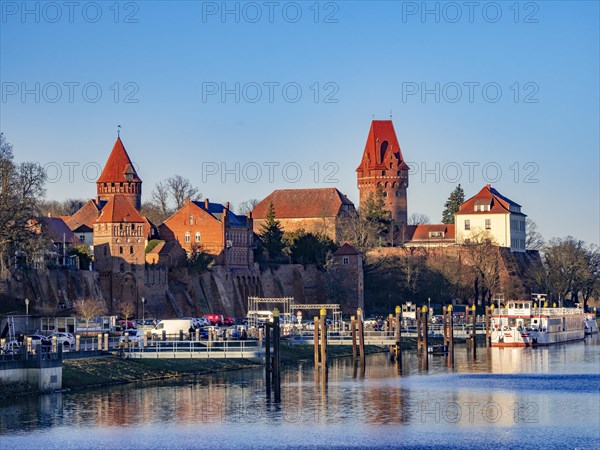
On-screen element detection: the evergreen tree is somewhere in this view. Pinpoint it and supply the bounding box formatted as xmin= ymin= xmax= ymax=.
xmin=259 ymin=202 xmax=284 ymax=260
xmin=362 ymin=185 xmax=391 ymax=229
xmin=442 ymin=184 xmax=465 ymax=224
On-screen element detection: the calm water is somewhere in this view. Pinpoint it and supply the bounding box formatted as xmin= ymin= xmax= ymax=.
xmin=1 ymin=337 xmax=599 ymax=449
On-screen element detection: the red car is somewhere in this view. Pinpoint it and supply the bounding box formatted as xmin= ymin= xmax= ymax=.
xmin=202 ymin=314 xmax=224 ymax=326
xmin=223 ymin=317 xmax=235 ymax=326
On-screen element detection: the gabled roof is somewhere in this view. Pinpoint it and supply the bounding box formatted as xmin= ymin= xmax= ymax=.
xmin=333 ymin=243 xmax=361 ymax=256
xmin=97 ymin=137 xmax=141 ymax=184
xmin=252 ymin=188 xmax=354 ymax=219
xmin=96 ymin=195 xmax=145 ymax=223
xmin=65 ymin=199 xmax=102 ymax=232
xmin=33 ymin=217 xmax=79 ymax=244
xmin=456 ymin=184 xmax=524 ymax=215
xmin=161 ymin=199 xmax=250 ymax=229
xmin=404 ymin=224 xmax=455 ymax=241
xmin=357 ymin=120 xmax=408 ymax=172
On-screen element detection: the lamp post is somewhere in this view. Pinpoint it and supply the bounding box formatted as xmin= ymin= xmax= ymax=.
xmin=141 ymin=297 xmax=146 ymax=321
xmin=25 ymin=298 xmax=29 ymax=333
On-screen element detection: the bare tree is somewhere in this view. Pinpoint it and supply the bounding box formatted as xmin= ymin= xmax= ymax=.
xmin=118 ymin=300 xmax=136 ymax=327
xmin=544 ymin=236 xmax=587 ymax=304
xmin=0 ymin=134 xmax=47 ymax=276
xmin=336 ymin=210 xmax=386 ymax=254
xmin=74 ymin=298 xmax=107 ymax=333
xmin=167 ymin=175 xmax=201 ymax=209
xmin=237 ymin=199 xmax=259 ymax=216
xmin=408 ymin=213 xmax=431 ymax=225
xmin=581 ymin=245 xmax=600 ymax=311
xmin=463 ymin=231 xmax=502 ymax=305
xmin=526 ymin=218 xmax=544 ymax=250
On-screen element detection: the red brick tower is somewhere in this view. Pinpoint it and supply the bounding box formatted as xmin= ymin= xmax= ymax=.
xmin=356 ymin=120 xmax=409 ymax=225
xmin=97 ymin=137 xmax=142 ymax=210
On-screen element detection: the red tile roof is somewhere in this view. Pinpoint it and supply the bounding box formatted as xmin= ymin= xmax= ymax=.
xmin=356 ymin=120 xmax=408 ymax=172
xmin=96 ymin=195 xmax=145 ymax=223
xmin=404 ymin=224 xmax=455 ymax=241
xmin=65 ymin=200 xmax=102 ymax=232
xmin=456 ymin=184 xmax=523 ymax=215
xmin=97 ymin=137 xmax=141 ymax=184
xmin=252 ymin=188 xmax=354 ymax=219
xmin=333 ymin=243 xmax=361 ymax=256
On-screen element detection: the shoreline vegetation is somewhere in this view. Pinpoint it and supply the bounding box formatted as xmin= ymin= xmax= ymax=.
xmin=1 ymin=340 xmax=434 ymax=400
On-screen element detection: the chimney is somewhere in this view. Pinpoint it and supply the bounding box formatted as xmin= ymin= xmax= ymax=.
xmin=225 ymin=201 xmax=230 ymax=210
xmin=204 ymin=198 xmax=209 ymax=209
xmin=247 ymin=211 xmax=252 ymax=219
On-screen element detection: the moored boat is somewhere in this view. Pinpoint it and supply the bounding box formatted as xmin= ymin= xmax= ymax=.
xmin=490 ymin=299 xmax=585 ymax=347
xmin=584 ymin=313 xmax=599 ymax=335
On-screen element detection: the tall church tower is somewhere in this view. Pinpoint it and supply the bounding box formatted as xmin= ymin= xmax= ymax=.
xmin=97 ymin=137 xmax=142 ymax=210
xmin=356 ymin=120 xmax=409 ymax=225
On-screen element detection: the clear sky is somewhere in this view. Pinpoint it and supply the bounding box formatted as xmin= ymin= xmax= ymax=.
xmin=1 ymin=1 xmax=598 ymax=244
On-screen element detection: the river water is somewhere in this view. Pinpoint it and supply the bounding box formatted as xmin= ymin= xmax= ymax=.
xmin=1 ymin=337 xmax=599 ymax=449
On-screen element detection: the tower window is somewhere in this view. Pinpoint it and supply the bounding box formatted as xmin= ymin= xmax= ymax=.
xmin=130 ymin=246 xmax=134 ymax=254
xmin=119 ymin=246 xmax=123 ymax=254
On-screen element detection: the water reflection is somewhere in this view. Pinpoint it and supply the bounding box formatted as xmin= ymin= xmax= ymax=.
xmin=1 ymin=337 xmax=599 ymax=449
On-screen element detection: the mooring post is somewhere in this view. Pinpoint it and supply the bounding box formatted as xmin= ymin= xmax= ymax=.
xmin=273 ymin=308 xmax=281 ymax=386
xmin=471 ymin=304 xmax=477 ymax=358
xmin=422 ymin=306 xmax=428 ymax=354
xmin=265 ymin=322 xmax=271 ymax=376
xmin=75 ymin=334 xmax=80 ymax=352
xmin=448 ymin=305 xmax=454 ymax=364
xmin=395 ymin=305 xmax=402 ymax=366
xmin=357 ymin=308 xmax=365 ymax=366
xmin=485 ymin=305 xmax=491 ymax=348
xmin=97 ymin=333 xmax=102 ymax=351
xmin=313 ymin=316 xmax=319 ymax=366
xmin=351 ymin=316 xmax=357 ymax=361
xmin=319 ymin=308 xmax=327 ymax=371
xmin=417 ymin=308 xmax=422 ymax=353
xmin=104 ymin=333 xmax=109 ymax=351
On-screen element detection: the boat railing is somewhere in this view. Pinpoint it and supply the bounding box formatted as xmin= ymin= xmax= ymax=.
xmin=492 ymin=307 xmax=584 ymax=316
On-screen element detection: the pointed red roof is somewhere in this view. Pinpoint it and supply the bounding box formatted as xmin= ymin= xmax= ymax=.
xmin=96 ymin=195 xmax=145 ymax=223
xmin=357 ymin=120 xmax=408 ymax=172
xmin=456 ymin=185 xmax=524 ymax=215
xmin=97 ymin=137 xmax=141 ymax=184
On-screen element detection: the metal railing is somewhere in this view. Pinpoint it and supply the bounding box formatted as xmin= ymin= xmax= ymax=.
xmin=124 ymin=339 xmax=261 ymax=358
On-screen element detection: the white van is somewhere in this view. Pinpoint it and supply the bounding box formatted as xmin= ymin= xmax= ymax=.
xmin=151 ymin=319 xmax=195 ymax=339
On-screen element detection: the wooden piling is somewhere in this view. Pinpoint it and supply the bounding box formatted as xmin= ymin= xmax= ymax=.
xmin=97 ymin=333 xmax=102 ymax=351
xmin=104 ymin=333 xmax=109 ymax=351
xmin=272 ymin=308 xmax=281 ymax=387
xmin=485 ymin=306 xmax=491 ymax=347
xmin=448 ymin=305 xmax=454 ymax=363
xmin=75 ymin=334 xmax=80 ymax=352
xmin=357 ymin=308 xmax=365 ymax=366
xmin=395 ymin=305 xmax=402 ymax=367
xmin=314 ymin=316 xmax=319 ymax=366
xmin=351 ymin=316 xmax=357 ymax=361
xmin=319 ymin=308 xmax=327 ymax=370
xmin=265 ymin=322 xmax=271 ymax=376
xmin=422 ymin=306 xmax=428 ymax=355
xmin=416 ymin=308 xmax=423 ymax=353
xmin=471 ymin=304 xmax=477 ymax=358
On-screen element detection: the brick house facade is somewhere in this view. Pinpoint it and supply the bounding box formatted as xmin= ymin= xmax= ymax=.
xmin=158 ymin=198 xmax=254 ymax=268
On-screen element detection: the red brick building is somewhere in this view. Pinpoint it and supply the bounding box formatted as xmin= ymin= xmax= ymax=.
xmin=252 ymin=188 xmax=355 ymax=241
xmin=159 ymin=198 xmax=254 ymax=268
xmin=357 ymin=120 xmax=410 ymax=226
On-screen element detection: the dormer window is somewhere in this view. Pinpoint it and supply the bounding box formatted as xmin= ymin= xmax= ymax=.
xmin=429 ymin=231 xmax=444 ymax=238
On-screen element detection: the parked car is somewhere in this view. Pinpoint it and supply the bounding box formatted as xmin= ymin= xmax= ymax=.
xmin=27 ymin=334 xmax=52 ymax=349
xmin=47 ymin=332 xmax=75 ymax=347
xmin=202 ymin=314 xmax=224 ymax=326
xmin=118 ymin=329 xmax=146 ymax=347
xmin=117 ymin=320 xmax=136 ymax=330
xmin=223 ymin=317 xmax=235 ymax=326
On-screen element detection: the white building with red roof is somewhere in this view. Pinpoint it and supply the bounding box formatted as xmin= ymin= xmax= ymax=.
xmin=454 ymin=184 xmax=526 ymax=252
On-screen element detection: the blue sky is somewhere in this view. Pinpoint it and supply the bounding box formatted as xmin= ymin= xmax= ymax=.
xmin=1 ymin=1 xmax=598 ymax=244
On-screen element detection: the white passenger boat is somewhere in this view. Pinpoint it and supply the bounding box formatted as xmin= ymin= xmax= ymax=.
xmin=490 ymin=300 xmax=585 ymax=347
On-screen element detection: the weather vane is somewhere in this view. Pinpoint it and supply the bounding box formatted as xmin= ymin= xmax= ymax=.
xmin=117 ymin=125 xmax=122 ymax=137
xmin=390 ymin=110 xmax=393 ymax=119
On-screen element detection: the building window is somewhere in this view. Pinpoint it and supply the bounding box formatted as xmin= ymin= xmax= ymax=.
xmin=485 ymin=219 xmax=491 ymax=230
xmin=119 ymin=246 xmax=123 ymax=254
xmin=195 ymin=232 xmax=201 ymax=242
xmin=130 ymin=246 xmax=134 ymax=254
xmin=185 ymin=232 xmax=190 ymax=243
xmin=464 ymin=220 xmax=470 ymax=230
xmin=79 ymin=235 xmax=85 ymax=242
xmin=189 ymin=215 xmax=194 ymax=225
xmin=343 ymin=257 xmax=349 ymax=265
